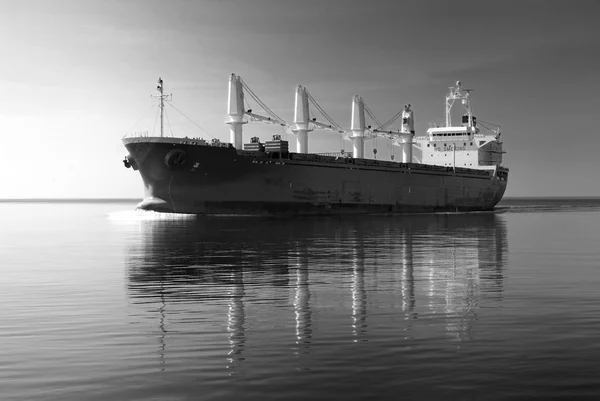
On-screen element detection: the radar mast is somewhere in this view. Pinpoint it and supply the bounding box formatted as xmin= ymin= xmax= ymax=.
xmin=446 ymin=81 xmax=473 ymax=128
xmin=152 ymin=77 xmax=172 ymax=137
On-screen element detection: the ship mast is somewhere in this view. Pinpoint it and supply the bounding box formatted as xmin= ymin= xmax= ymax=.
xmin=153 ymin=77 xmax=172 ymax=137
xmin=445 ymin=81 xmax=473 ymax=128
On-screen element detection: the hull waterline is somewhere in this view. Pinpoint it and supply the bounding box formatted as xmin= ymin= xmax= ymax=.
xmin=123 ymin=137 xmax=508 ymax=215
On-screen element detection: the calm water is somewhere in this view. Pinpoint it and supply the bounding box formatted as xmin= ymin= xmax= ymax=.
xmin=1 ymin=199 xmax=600 ymax=400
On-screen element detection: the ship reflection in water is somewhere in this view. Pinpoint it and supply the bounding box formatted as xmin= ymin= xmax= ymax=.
xmin=292 ymin=253 xmax=311 ymax=356
xmin=351 ymin=245 xmax=367 ymax=342
xmin=226 ymin=268 xmax=245 ymax=372
xmin=125 ymin=212 xmax=507 ymax=375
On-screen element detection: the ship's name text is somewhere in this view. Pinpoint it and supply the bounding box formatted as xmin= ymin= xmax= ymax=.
xmin=435 ymin=146 xmax=467 ymax=152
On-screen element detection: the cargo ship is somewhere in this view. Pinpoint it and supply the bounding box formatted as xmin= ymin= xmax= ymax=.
xmin=122 ymin=75 xmax=508 ymax=214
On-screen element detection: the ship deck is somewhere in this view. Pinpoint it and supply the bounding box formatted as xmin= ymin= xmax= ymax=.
xmin=123 ymin=136 xmax=508 ymax=181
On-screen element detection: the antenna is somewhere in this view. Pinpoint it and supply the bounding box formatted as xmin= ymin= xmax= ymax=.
xmin=445 ymin=81 xmax=474 ymax=127
xmin=152 ymin=77 xmax=172 ymax=137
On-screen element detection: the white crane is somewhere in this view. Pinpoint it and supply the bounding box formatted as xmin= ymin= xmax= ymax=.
xmin=227 ymin=73 xmax=415 ymax=162
xmin=352 ymin=97 xmax=415 ymax=162
xmin=226 ymin=73 xmax=288 ymax=150
xmin=371 ymin=104 xmax=415 ymax=163
xmin=349 ymin=95 xmax=377 ymax=159
xmin=292 ymin=85 xmax=345 ymax=154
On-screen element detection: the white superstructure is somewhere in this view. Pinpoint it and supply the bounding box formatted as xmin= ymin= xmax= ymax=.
xmin=413 ymin=81 xmax=504 ymax=169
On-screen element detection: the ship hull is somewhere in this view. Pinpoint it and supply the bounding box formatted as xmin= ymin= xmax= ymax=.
xmin=123 ymin=137 xmax=508 ymax=215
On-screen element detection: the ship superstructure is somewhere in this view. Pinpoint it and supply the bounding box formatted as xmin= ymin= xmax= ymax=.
xmin=122 ymin=75 xmax=508 ymax=214
xmin=414 ymin=81 xmax=505 ymax=172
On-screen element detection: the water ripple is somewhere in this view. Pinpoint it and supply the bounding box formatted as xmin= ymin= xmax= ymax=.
xmin=1 ymin=201 xmax=600 ymax=400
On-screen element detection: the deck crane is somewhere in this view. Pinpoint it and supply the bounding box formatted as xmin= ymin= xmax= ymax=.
xmin=227 ymin=73 xmax=415 ymax=161
xmin=348 ymin=95 xmax=378 ymax=159
xmin=360 ymin=99 xmax=415 ymax=163
xmin=227 ymin=73 xmax=288 ymax=149
xmin=292 ymin=85 xmax=346 ymax=154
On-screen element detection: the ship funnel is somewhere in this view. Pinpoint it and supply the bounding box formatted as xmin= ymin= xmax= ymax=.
xmin=350 ymin=95 xmax=366 ymax=159
xmin=226 ymin=74 xmax=247 ymax=149
xmin=293 ymin=85 xmax=311 ymax=154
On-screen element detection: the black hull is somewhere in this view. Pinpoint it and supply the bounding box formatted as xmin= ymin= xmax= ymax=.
xmin=123 ymin=137 xmax=508 ymax=215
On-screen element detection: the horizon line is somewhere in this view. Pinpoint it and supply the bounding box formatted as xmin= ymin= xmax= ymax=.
xmin=1 ymin=196 xmax=600 ymax=203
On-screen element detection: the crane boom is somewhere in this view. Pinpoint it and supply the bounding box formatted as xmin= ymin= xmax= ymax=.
xmin=239 ymin=77 xmax=287 ymax=126
xmin=246 ymin=112 xmax=287 ymax=126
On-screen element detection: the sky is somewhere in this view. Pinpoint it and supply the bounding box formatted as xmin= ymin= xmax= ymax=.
xmin=0 ymin=0 xmax=599 ymax=198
